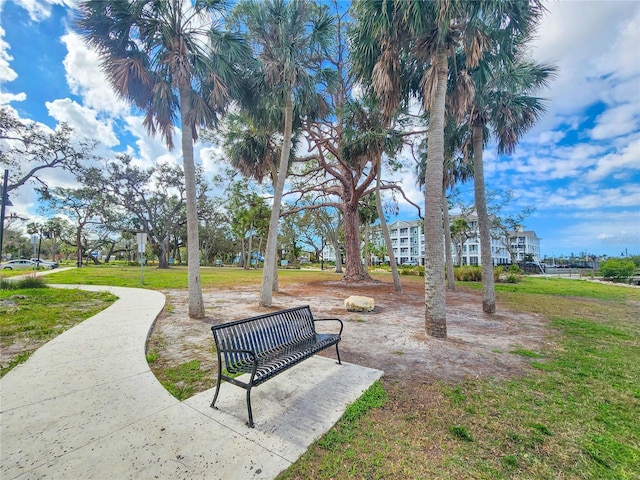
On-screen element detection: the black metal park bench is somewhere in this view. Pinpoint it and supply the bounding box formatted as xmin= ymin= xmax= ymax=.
xmin=210 ymin=305 xmax=344 ymax=427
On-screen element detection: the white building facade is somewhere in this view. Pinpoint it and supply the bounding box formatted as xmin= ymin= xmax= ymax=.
xmin=508 ymin=229 xmax=541 ymax=262
xmin=371 ymin=218 xmax=538 ymax=267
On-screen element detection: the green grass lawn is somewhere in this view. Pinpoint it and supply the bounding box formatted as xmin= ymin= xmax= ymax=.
xmin=279 ymin=277 xmax=640 ymax=480
xmin=0 ymin=279 xmax=117 ymax=377
xmin=2 ymin=267 xmax=638 ymax=478
xmin=40 ymin=263 xmax=339 ymax=289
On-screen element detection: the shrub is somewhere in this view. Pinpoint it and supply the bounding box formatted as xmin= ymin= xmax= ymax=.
xmin=506 ymin=273 xmax=519 ymax=283
xmin=509 ymin=264 xmax=523 ymax=274
xmin=454 ymin=266 xmax=482 ymax=282
xmin=600 ymin=258 xmax=636 ymax=283
xmin=399 ymin=265 xmax=424 ymax=276
xmin=0 ymin=276 xmax=48 ymax=290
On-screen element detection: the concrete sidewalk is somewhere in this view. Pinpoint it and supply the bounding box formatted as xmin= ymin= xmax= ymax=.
xmin=0 ymin=285 xmax=383 ymax=479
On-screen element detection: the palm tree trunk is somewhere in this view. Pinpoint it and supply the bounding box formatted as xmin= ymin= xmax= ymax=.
xmin=260 ymin=93 xmax=293 ymax=306
xmin=179 ymin=85 xmax=205 ymax=318
xmin=424 ymin=50 xmax=448 ymax=339
xmin=375 ymin=156 xmax=402 ymax=293
xmin=472 ymin=123 xmax=496 ymax=313
xmin=443 ymin=186 xmax=455 ymax=291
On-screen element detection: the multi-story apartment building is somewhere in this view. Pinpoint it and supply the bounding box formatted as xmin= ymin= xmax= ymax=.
xmin=449 ymin=215 xmax=511 ymax=266
xmin=378 ymin=220 xmax=425 ymax=265
xmin=508 ymin=229 xmax=541 ymax=262
xmin=370 ymin=217 xmax=538 ymax=267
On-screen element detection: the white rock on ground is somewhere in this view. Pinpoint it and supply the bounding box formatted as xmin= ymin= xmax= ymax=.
xmin=344 ymin=295 xmax=375 ymax=312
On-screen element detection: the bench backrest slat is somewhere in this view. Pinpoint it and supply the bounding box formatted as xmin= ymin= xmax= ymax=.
xmin=213 ymin=305 xmax=316 ymax=373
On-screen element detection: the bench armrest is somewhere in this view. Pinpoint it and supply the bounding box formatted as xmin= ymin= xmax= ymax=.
xmin=313 ymin=317 xmax=344 ymax=336
xmin=216 ymin=348 xmax=259 ymax=380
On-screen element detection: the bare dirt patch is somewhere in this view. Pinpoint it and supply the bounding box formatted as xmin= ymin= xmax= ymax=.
xmin=149 ymin=279 xmax=550 ymax=385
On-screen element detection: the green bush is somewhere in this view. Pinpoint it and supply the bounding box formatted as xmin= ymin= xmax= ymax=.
xmin=0 ymin=277 xmax=48 ymax=290
xmin=454 ymin=266 xmax=482 ymax=282
xmin=509 ymin=264 xmax=523 ymax=274
xmin=399 ymin=265 xmax=424 ymax=276
xmin=600 ymin=258 xmax=636 ymax=282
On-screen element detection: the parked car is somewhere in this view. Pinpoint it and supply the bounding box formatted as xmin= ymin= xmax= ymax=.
xmin=31 ymin=258 xmax=59 ymax=269
xmin=402 ymin=260 xmax=419 ymax=266
xmin=1 ymin=259 xmax=38 ymax=270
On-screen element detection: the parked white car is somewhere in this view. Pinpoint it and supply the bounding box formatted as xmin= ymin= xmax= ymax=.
xmin=1 ymin=259 xmax=38 ymax=270
xmin=402 ymin=260 xmax=419 ymax=266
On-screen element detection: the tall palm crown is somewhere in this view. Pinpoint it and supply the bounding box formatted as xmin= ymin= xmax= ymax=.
xmin=76 ymin=0 xmax=245 ymax=146
xmin=76 ymin=0 xmax=248 ymax=319
xmin=232 ymin=0 xmax=334 ymax=102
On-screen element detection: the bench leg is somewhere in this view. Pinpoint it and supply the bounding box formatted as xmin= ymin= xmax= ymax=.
xmin=210 ymin=372 xmax=222 ymax=409
xmin=335 ymin=343 xmax=342 ymax=365
xmin=246 ymin=387 xmax=255 ymax=428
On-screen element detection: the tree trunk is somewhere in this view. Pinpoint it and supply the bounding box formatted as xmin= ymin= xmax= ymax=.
xmin=472 ymin=122 xmax=496 ymax=313
xmin=179 ymin=84 xmax=204 ymax=318
xmin=240 ymin=236 xmax=246 ymax=268
xmin=443 ymin=186 xmax=455 ymax=291
xmin=260 ymin=93 xmax=293 ymax=306
xmin=158 ymin=236 xmax=170 ymax=269
xmin=332 ymin=236 xmax=343 ymax=273
xmin=247 ymin=225 xmax=254 ymax=269
xmin=342 ymin=200 xmax=371 ymax=282
xmin=375 ymin=156 xmax=402 ymax=293
xmin=76 ymin=227 xmax=82 ymax=267
xmin=424 ymin=50 xmax=448 ymax=339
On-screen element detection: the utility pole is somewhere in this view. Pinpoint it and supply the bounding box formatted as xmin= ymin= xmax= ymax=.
xmin=0 ymin=169 xmax=12 ymax=260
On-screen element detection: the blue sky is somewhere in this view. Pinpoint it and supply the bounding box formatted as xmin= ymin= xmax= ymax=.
xmin=1 ymin=0 xmax=639 ymax=259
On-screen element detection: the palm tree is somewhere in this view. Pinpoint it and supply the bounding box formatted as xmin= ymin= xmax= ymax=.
xmin=232 ymin=0 xmax=334 ymax=307
xmin=76 ymin=0 xmax=248 ymax=318
xmin=460 ymin=33 xmax=556 ymax=313
xmin=351 ymin=0 xmax=495 ymax=339
xmin=351 ymin=0 xmax=546 ymax=338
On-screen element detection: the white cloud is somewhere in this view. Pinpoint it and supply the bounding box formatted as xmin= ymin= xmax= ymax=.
xmin=0 ymin=91 xmax=26 ymax=104
xmin=60 ymin=31 xmax=128 ymax=117
xmin=590 ymin=102 xmax=640 ymax=140
xmin=6 ymin=0 xmax=78 ymax=22
xmin=46 ymin=98 xmax=120 ymax=148
xmin=534 ymin=130 xmax=566 ymax=146
xmin=527 ymin=1 xmax=640 ymax=136
xmin=123 ymin=115 xmax=177 ymax=169
xmin=495 ymin=142 xmax=605 ymax=183
xmin=0 ymin=25 xmax=17 ymax=83
xmin=543 ymin=208 xmax=640 ymax=255
xmin=199 ymin=144 xmax=226 ymax=178
xmin=585 ymin=136 xmax=640 ymax=182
